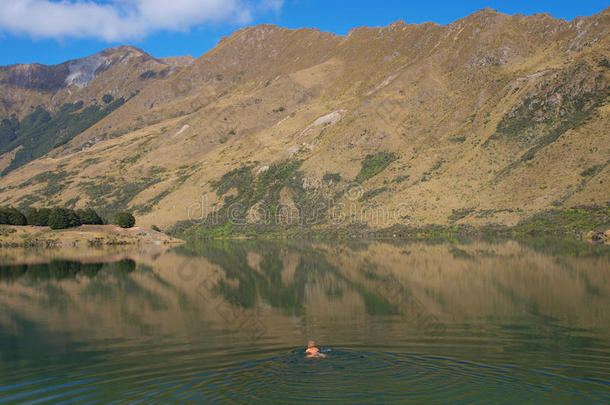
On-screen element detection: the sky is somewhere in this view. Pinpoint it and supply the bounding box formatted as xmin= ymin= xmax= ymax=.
xmin=0 ymin=0 xmax=607 ymax=66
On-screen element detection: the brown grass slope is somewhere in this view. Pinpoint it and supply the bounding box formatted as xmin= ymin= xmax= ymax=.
xmin=0 ymin=8 xmax=608 ymax=230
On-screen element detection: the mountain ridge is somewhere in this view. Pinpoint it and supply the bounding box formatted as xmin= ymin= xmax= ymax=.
xmin=0 ymin=8 xmax=608 ymax=233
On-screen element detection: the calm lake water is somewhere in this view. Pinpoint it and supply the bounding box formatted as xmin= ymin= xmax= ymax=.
xmin=0 ymin=240 xmax=609 ymax=403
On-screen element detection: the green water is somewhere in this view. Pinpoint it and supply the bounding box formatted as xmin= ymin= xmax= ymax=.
xmin=0 ymin=240 xmax=609 ymax=403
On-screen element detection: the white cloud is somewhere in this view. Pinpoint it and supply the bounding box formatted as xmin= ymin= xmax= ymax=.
xmin=259 ymin=0 xmax=283 ymax=12
xmin=0 ymin=0 xmax=284 ymax=41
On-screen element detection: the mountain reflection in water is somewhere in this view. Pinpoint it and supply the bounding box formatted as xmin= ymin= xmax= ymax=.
xmin=0 ymin=240 xmax=608 ymax=403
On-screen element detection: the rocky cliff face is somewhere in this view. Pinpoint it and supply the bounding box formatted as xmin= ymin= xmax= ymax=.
xmin=0 ymin=8 xmax=608 ymax=230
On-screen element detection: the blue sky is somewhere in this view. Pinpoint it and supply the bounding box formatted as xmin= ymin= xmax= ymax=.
xmin=0 ymin=0 xmax=607 ymax=66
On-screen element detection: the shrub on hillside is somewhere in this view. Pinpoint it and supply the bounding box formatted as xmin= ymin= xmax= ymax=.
xmin=0 ymin=207 xmax=27 ymax=225
xmin=76 ymin=208 xmax=103 ymax=225
xmin=356 ymin=152 xmax=398 ymax=182
xmin=48 ymin=208 xmax=81 ymax=230
xmin=114 ymin=212 xmax=135 ymax=228
xmin=102 ymin=94 xmax=114 ymax=104
xmin=322 ymin=172 xmax=342 ymax=183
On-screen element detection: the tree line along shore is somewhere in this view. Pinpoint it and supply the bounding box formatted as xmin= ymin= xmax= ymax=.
xmin=0 ymin=207 xmax=135 ymax=229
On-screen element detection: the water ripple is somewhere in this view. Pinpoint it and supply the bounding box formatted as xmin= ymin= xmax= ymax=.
xmin=1 ymin=344 xmax=608 ymax=403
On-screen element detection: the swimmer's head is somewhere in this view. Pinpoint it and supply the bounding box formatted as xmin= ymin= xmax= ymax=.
xmin=307 ymin=340 xmax=315 ymax=348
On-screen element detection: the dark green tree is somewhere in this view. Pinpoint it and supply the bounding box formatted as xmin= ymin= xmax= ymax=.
xmin=37 ymin=208 xmax=52 ymax=226
xmin=0 ymin=207 xmax=27 ymax=225
xmin=76 ymin=208 xmax=103 ymax=225
xmin=25 ymin=208 xmax=38 ymax=225
xmin=102 ymin=94 xmax=114 ymax=104
xmin=25 ymin=207 xmax=51 ymax=226
xmin=48 ymin=208 xmax=81 ymax=229
xmin=114 ymin=212 xmax=136 ymax=228
xmin=9 ymin=208 xmax=27 ymax=225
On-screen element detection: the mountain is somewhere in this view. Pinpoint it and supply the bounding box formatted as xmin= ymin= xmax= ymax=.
xmin=0 ymin=8 xmax=608 ymax=233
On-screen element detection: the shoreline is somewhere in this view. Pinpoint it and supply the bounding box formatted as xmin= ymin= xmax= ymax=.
xmin=0 ymin=224 xmax=183 ymax=248
xmin=175 ymin=205 xmax=610 ymax=245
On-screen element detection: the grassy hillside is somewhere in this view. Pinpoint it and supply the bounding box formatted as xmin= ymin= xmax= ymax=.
xmin=0 ymin=8 xmax=608 ymax=236
xmin=0 ymin=97 xmax=125 ymax=174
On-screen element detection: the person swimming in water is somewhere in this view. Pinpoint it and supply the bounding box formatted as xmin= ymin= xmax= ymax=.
xmin=305 ymin=340 xmax=326 ymax=358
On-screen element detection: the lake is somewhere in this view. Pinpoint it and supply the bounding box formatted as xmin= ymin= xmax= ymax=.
xmin=0 ymin=240 xmax=609 ymax=403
